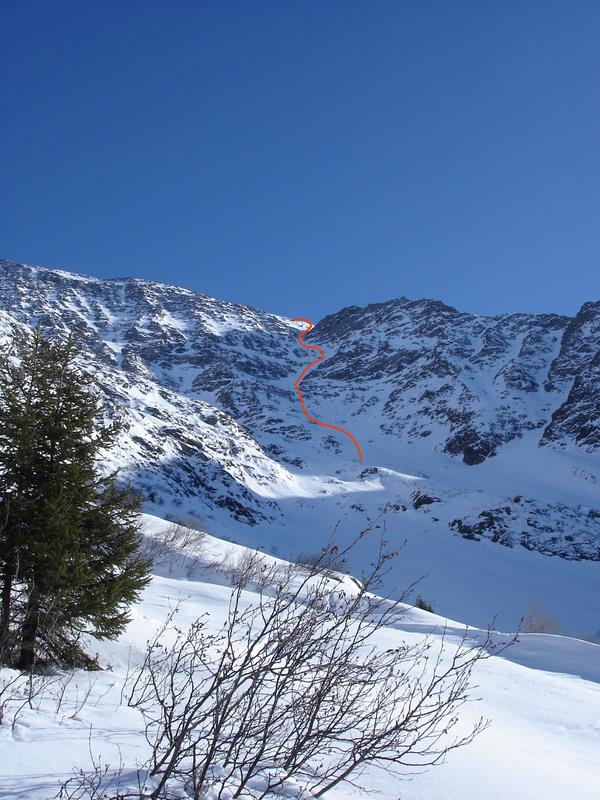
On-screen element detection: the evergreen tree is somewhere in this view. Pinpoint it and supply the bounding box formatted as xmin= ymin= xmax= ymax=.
xmin=0 ymin=328 xmax=41 ymax=660
xmin=0 ymin=328 xmax=151 ymax=669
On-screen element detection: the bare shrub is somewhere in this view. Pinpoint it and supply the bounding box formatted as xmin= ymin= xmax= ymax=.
xmin=1 ymin=667 xmax=65 ymax=729
xmin=125 ymin=530 xmax=502 ymax=800
xmin=1 ymin=665 xmax=104 ymax=733
xmin=56 ymin=729 xmax=138 ymax=799
xmin=0 ymin=669 xmax=57 ymax=728
xmin=292 ymin=548 xmax=350 ymax=585
xmin=0 ymin=669 xmax=22 ymax=726
xmin=57 ymin=756 xmax=119 ymax=799
xmin=142 ymin=522 xmax=208 ymax=578
xmin=168 ymin=514 xmax=207 ymax=534
xmin=523 ymin=600 xmax=561 ymax=634
xmin=293 ymin=524 xmax=353 ymax=583
xmin=220 ymin=547 xmax=287 ymax=591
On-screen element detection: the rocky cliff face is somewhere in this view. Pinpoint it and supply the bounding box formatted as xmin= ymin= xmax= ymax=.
xmin=309 ymin=297 xmax=600 ymax=463
xmin=1 ymin=258 xmax=599 ymax=566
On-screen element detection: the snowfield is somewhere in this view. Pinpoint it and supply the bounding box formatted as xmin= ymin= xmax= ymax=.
xmin=1 ymin=515 xmax=599 ymax=799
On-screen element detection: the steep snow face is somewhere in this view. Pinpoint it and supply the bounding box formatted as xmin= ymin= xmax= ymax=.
xmin=0 ymin=259 xmax=599 ymax=636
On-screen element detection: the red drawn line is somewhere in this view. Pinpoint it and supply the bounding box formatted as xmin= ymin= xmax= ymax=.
xmin=292 ymin=318 xmax=363 ymax=462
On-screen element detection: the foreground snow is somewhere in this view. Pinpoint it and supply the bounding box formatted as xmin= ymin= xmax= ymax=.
xmin=1 ymin=516 xmax=599 ymax=799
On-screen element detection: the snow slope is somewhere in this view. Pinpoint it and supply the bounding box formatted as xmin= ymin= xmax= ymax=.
xmin=0 ymin=515 xmax=599 ymax=800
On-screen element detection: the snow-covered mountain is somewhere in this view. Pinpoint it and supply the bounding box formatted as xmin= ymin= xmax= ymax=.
xmin=1 ymin=258 xmax=599 ymax=637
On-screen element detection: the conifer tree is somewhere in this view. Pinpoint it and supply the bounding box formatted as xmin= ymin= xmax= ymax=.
xmin=0 ymin=328 xmax=151 ymax=669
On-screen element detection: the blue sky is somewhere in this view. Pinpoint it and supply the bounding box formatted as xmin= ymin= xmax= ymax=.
xmin=1 ymin=0 xmax=598 ymax=320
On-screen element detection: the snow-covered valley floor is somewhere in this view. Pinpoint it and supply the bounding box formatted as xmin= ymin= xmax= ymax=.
xmin=1 ymin=515 xmax=599 ymax=800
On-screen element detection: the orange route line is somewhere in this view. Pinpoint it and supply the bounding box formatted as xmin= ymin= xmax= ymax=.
xmin=292 ymin=317 xmax=363 ymax=462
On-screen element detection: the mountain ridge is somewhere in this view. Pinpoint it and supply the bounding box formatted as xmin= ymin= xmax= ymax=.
xmin=1 ymin=257 xmax=599 ymax=636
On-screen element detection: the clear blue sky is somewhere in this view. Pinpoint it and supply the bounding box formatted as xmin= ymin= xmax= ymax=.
xmin=1 ymin=0 xmax=598 ymax=320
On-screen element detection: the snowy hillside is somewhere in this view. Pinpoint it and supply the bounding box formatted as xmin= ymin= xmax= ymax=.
xmin=0 ymin=515 xmax=599 ymax=800
xmin=0 ymin=259 xmax=599 ymax=638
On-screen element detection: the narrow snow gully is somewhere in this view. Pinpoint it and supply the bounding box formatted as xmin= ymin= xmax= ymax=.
xmin=292 ymin=317 xmax=363 ymax=462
